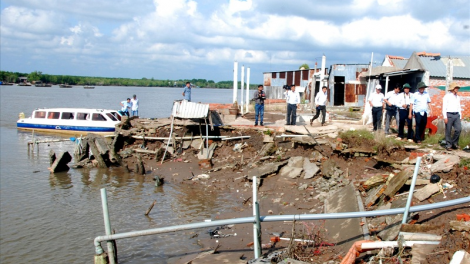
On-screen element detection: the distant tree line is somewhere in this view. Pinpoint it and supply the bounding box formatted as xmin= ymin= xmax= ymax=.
xmin=0 ymin=71 xmax=259 ymax=89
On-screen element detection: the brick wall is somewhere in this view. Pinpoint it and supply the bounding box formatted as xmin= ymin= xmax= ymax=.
xmin=428 ymin=87 xmax=470 ymax=119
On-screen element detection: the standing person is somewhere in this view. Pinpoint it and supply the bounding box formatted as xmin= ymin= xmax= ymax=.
xmin=120 ymin=98 xmax=131 ymax=117
xmin=131 ymin=94 xmax=139 ymax=117
xmin=285 ymin=84 xmax=300 ymax=125
xmin=397 ymin=83 xmax=413 ymax=141
xmin=182 ymin=82 xmax=191 ymax=101
xmin=442 ymin=82 xmax=462 ymax=151
xmin=310 ymin=86 xmax=328 ymax=126
xmin=253 ymin=85 xmax=266 ymax=126
xmin=409 ymin=82 xmax=432 ymax=144
xmin=368 ymin=84 xmax=385 ymax=131
xmin=384 ymin=84 xmax=401 ymax=135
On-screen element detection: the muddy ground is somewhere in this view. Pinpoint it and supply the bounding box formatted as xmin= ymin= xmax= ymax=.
xmin=112 ymin=115 xmax=470 ymax=264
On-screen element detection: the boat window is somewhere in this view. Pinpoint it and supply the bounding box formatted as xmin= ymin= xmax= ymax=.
xmin=47 ymin=112 xmax=60 ymax=119
xmin=34 ymin=111 xmax=46 ymax=118
xmin=111 ymin=112 xmax=122 ymax=121
xmin=105 ymin=113 xmax=118 ymax=121
xmin=76 ymin=113 xmax=89 ymax=120
xmin=61 ymin=112 xmax=75 ymax=119
xmin=92 ymin=113 xmax=107 ymax=121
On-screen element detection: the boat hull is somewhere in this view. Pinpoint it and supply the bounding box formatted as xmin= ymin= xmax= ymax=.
xmin=17 ymin=108 xmax=121 ymax=135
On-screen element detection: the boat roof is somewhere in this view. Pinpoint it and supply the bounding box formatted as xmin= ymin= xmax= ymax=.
xmin=33 ymin=108 xmax=119 ymax=113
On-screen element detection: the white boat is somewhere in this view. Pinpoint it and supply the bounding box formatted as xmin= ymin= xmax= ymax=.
xmin=17 ymin=108 xmax=122 ymax=135
xmin=83 ymin=85 xmax=95 ymax=89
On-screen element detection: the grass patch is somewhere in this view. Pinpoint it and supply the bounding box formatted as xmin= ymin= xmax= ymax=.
xmin=459 ymin=130 xmax=470 ymax=149
xmin=423 ymin=133 xmax=445 ymax=146
xmin=373 ymin=132 xmax=404 ymax=155
xmin=263 ymin=129 xmax=273 ymax=136
xmin=338 ymin=129 xmax=375 ymax=148
xmin=460 ymin=158 xmax=470 ymax=168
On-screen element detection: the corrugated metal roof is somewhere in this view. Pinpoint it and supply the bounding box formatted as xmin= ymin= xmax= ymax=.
xmin=171 ymin=100 xmax=209 ymax=119
xmin=419 ymin=55 xmax=470 ymax=78
xmin=391 ymin=55 xmax=470 ymax=79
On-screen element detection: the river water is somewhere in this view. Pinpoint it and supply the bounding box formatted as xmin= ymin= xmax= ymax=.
xmin=0 ymin=85 xmax=247 ymax=263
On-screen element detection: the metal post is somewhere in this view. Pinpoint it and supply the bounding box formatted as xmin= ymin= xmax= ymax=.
xmin=233 ymin=61 xmax=238 ymax=103
xmin=241 ymin=65 xmax=245 ymax=115
xmin=252 ymin=176 xmax=261 ymax=258
xmin=246 ymin=67 xmax=250 ymax=113
xmin=101 ymin=188 xmax=116 ymax=264
xmin=402 ymin=157 xmax=422 ymax=224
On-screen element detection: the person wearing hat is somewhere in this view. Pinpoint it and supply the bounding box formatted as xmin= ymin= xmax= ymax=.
xmin=442 ymin=82 xmax=462 ymax=150
xmin=409 ymin=81 xmax=432 ymax=143
xmin=384 ymin=84 xmax=401 ymax=135
xmin=131 ymin=94 xmax=139 ymax=117
xmin=368 ymin=84 xmax=385 ymax=131
xmin=397 ymin=83 xmax=413 ymax=141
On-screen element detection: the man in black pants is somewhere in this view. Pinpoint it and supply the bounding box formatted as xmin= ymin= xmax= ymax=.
xmin=368 ymin=84 xmax=385 ymax=131
xmin=310 ymin=86 xmax=328 ymax=126
xmin=397 ymin=83 xmax=413 ymax=141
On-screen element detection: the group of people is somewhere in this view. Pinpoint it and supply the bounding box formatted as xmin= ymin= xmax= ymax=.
xmin=368 ymin=81 xmax=462 ymax=149
xmin=119 ymin=94 xmax=139 ymax=117
xmin=252 ymin=84 xmax=329 ymax=127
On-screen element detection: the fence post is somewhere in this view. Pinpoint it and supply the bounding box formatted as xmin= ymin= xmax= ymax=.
xmin=101 ymin=188 xmax=117 ymax=264
xmin=252 ymin=176 xmax=261 ymax=258
xmin=402 ymin=157 xmax=422 ymax=224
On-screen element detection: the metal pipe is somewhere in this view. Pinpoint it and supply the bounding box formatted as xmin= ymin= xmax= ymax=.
xmin=246 ymin=67 xmax=250 ymax=113
xmin=221 ymin=136 xmax=251 ymax=141
xmin=94 ymin=196 xmax=470 ymax=254
xmin=100 ymin=188 xmax=116 ymax=264
xmin=132 ymin=136 xmax=227 ymax=140
xmin=241 ymin=65 xmax=245 ymax=115
xmin=403 ymin=157 xmax=421 ymax=224
xmin=252 ymin=176 xmax=261 ymax=258
xmin=233 ymin=61 xmax=238 ymax=103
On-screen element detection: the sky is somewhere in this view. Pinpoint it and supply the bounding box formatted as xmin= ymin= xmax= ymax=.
xmin=1 ymin=0 xmax=469 ymax=84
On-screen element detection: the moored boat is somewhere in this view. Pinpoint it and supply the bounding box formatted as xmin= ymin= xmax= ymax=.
xmin=83 ymin=85 xmax=95 ymax=89
xmin=17 ymin=108 xmax=122 ymax=135
xmin=34 ymin=81 xmax=52 ymax=87
xmin=59 ymin=84 xmax=73 ymax=88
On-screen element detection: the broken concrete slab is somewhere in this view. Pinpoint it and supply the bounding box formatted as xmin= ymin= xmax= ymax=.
xmin=411 ymin=243 xmax=439 ymax=264
xmin=450 ymin=221 xmax=470 ymax=232
xmin=197 ymin=143 xmax=217 ymax=160
xmin=310 ymin=150 xmax=323 ymax=162
xmin=382 ymin=167 xmax=413 ymax=199
xmin=48 ymin=151 xmax=72 ymax=173
xmin=363 ymin=174 xmax=388 ymax=190
xmin=303 ymin=158 xmax=319 ymax=179
xmin=263 ymin=134 xmax=274 ymax=143
xmin=324 ymin=183 xmax=363 ymax=252
xmin=377 ymin=214 xmax=402 ymax=241
xmin=49 ymin=149 xmax=56 ymax=166
xmin=258 ymin=142 xmax=276 ymax=157
xmin=247 ymin=161 xmax=287 ymax=178
xmin=287 ymin=156 xmax=304 ymax=168
xmin=430 ymin=154 xmax=460 ymax=173
xmin=182 ymin=140 xmax=191 ymax=149
xmin=321 ymin=159 xmax=343 ymax=179
xmin=279 ymin=166 xmax=303 ymax=179
xmin=414 ymin=183 xmax=440 ymax=201
xmin=191 ymin=138 xmax=203 ymax=150
xmin=405 ymin=179 xmax=430 ymax=185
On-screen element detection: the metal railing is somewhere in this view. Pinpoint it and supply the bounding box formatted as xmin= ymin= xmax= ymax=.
xmin=94 ymin=157 xmax=470 ymax=263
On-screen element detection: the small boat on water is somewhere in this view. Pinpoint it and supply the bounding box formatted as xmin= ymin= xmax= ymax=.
xmin=17 ymin=108 xmax=122 ymax=135
xmin=34 ymin=81 xmax=52 ymax=87
xmin=59 ymin=84 xmax=73 ymax=88
xmin=83 ymin=85 xmax=95 ymax=89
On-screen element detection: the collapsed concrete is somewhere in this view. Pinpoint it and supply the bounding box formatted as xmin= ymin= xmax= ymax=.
xmin=69 ymin=117 xmax=469 ymax=263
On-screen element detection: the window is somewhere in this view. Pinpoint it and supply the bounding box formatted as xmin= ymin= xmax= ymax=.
xmin=92 ymin=113 xmax=106 ymax=121
xmin=106 ymin=113 xmax=118 ymax=121
xmin=61 ymin=112 xmax=74 ymax=119
xmin=76 ymin=113 xmax=89 ymax=120
xmin=111 ymin=112 xmax=121 ymax=121
xmin=47 ymin=112 xmax=60 ymax=119
xmin=34 ymin=111 xmax=46 ymax=118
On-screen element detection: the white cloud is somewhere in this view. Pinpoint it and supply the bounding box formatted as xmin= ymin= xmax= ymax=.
xmin=0 ymin=0 xmax=469 ymax=82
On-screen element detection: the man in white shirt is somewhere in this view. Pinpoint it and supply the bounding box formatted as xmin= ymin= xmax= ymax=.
xmin=285 ymin=85 xmax=300 ymax=125
xmin=384 ymin=84 xmax=401 ymax=135
xmin=409 ymin=82 xmax=432 ymax=144
xmin=131 ymin=94 xmax=139 ymax=117
xmin=310 ymin=86 xmax=328 ymax=126
xmin=368 ymin=84 xmax=385 ymax=131
xmin=442 ymin=82 xmax=462 ymax=150
xmin=396 ymin=83 xmax=413 ymax=141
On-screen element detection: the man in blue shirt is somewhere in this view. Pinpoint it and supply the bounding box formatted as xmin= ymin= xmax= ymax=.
xmin=182 ymin=82 xmax=191 ymax=101
xmin=409 ymin=82 xmax=432 ymax=143
xmin=120 ymin=98 xmax=131 ymax=117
